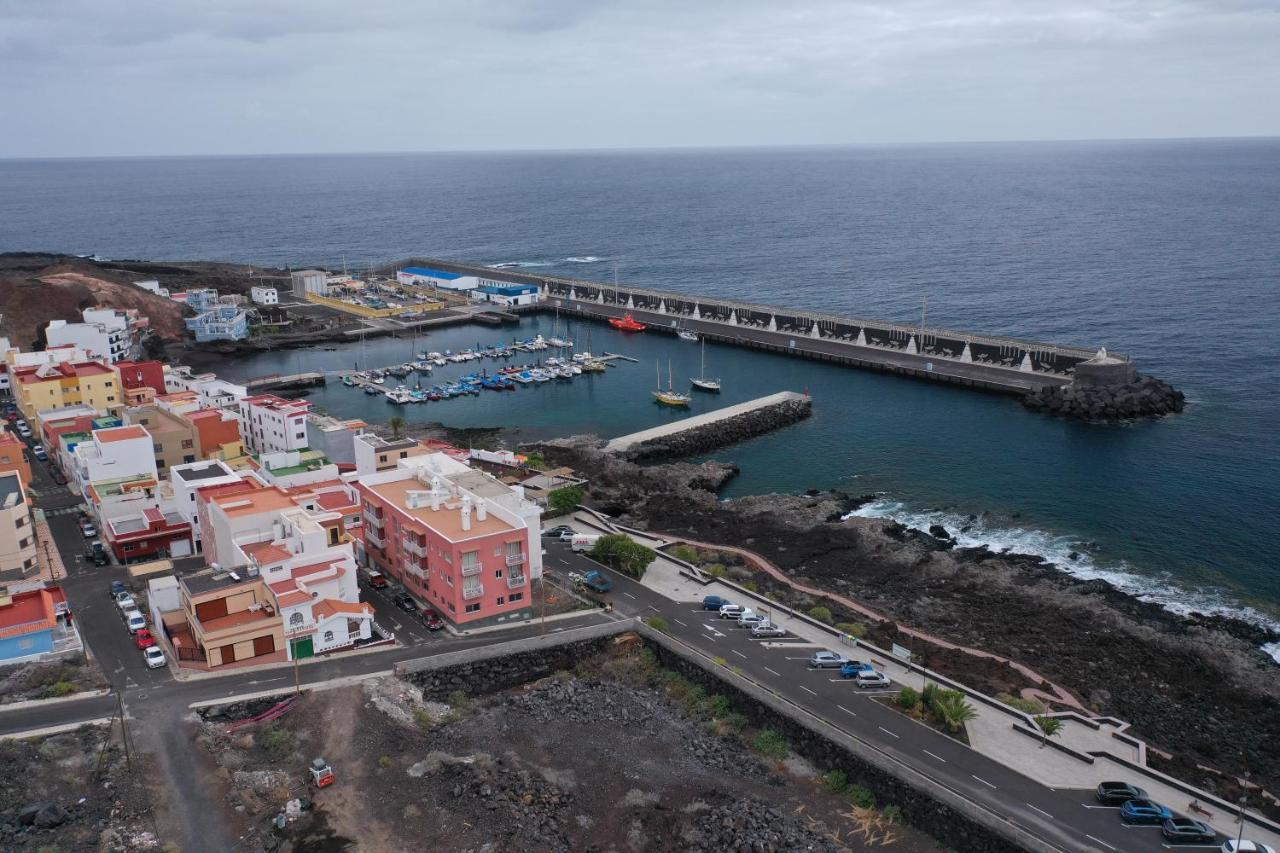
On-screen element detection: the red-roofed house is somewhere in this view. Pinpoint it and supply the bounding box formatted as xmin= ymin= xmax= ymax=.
xmin=115 ymin=360 xmax=167 ymax=406
xmin=104 ymin=505 xmax=194 ymax=562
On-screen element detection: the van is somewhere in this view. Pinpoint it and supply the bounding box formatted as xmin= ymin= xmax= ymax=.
xmin=570 ymin=534 xmax=601 ymax=552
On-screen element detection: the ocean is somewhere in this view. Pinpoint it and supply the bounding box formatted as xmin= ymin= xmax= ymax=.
xmin=2 ymin=140 xmax=1278 ymax=641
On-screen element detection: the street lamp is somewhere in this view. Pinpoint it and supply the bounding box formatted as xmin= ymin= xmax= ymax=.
xmin=1236 ymin=771 xmax=1251 ymax=848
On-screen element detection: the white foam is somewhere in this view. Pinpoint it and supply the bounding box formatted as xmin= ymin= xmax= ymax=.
xmin=845 ymin=499 xmax=1280 ymax=655
xmin=488 ymin=261 xmax=553 ymax=269
xmin=565 ymin=256 xmax=601 ymax=263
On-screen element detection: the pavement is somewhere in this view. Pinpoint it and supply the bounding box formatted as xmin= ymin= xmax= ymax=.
xmin=5 ymin=470 xmax=1276 ymax=852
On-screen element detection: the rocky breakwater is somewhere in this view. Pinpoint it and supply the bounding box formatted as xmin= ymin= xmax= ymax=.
xmin=1022 ymin=374 xmax=1185 ymax=420
xmin=620 ymin=393 xmax=812 ymax=461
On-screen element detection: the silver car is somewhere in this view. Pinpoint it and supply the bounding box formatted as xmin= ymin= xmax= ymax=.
xmin=751 ymin=623 xmax=787 ymax=638
xmin=808 ymin=651 xmax=849 ymax=669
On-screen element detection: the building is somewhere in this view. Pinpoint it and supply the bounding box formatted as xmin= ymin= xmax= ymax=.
xmin=353 ymin=453 xmax=542 ymax=628
xmin=186 ymin=304 xmax=249 ymax=342
xmin=168 ymin=569 xmax=284 ymax=669
xmin=396 ymin=267 xmax=479 ymax=292
xmin=104 ymin=506 xmax=193 ymax=562
xmin=250 ymin=286 xmax=278 ymax=305
xmin=0 ymin=585 xmax=71 ymax=662
xmin=0 ymin=427 xmax=32 ymax=490
xmin=237 ymin=395 xmax=311 ymax=455
xmin=164 ymin=368 xmax=247 ymax=410
xmin=45 ymin=319 xmax=132 ymax=364
xmin=352 ymin=432 xmax=432 ymax=476
xmin=472 ymin=283 xmax=540 ymax=307
xmin=12 ymin=360 xmax=121 ymax=424
xmin=124 ymin=405 xmax=200 ymax=476
xmin=185 ymin=289 xmax=220 ymax=312
xmin=252 ymin=449 xmax=338 ymax=489
xmin=0 ymin=473 xmax=37 ymax=579
xmin=114 ymin=360 xmax=168 ymax=407
xmin=186 ymin=407 xmax=244 ymax=461
xmin=306 ymin=415 xmax=368 ymax=466
xmin=41 ymin=412 xmax=121 ymax=478
xmin=290 ymin=270 xmax=329 ymax=298
xmin=71 ymin=424 xmax=158 ymax=506
xmin=133 ymin=279 xmax=169 ymax=298
xmin=163 ymin=459 xmax=243 ymax=552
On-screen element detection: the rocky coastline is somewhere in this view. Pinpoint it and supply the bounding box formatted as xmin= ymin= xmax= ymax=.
xmin=618 ymin=394 xmax=812 ymax=461
xmin=538 ymin=437 xmax=1280 ymax=812
xmin=1022 ymin=374 xmax=1185 ymax=420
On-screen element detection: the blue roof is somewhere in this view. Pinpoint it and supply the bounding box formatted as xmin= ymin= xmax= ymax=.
xmin=402 ymin=266 xmax=463 ymax=280
xmin=479 ymin=284 xmax=538 ymax=296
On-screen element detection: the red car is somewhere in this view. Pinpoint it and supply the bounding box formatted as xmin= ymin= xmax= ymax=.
xmin=422 ymin=610 xmax=445 ymax=631
xmin=133 ymin=628 xmax=157 ymax=649
xmin=367 ymin=571 xmax=389 ymax=589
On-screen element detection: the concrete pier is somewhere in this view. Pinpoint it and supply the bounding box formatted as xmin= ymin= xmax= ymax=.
xmin=605 ymin=391 xmax=811 ymax=454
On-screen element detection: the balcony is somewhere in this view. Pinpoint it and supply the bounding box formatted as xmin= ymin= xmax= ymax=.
xmin=362 ymin=510 xmax=384 ymax=529
xmin=460 ymin=560 xmax=482 ymax=577
xmin=506 ymin=572 xmax=527 ymax=589
xmin=364 ymin=527 xmax=385 ymax=549
xmin=462 ymin=582 xmax=484 ymax=600
xmin=402 ymin=537 xmax=427 ymax=557
xmin=505 ymin=552 xmax=525 ymax=567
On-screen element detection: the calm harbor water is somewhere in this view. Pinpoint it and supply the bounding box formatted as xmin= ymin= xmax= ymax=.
xmin=2 ymin=140 xmax=1277 ymax=635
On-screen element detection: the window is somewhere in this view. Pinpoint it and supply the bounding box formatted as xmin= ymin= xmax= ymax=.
xmin=494 ymin=569 xmax=503 ymax=578
xmin=183 ymin=455 xmax=195 ymax=464
xmin=18 ymin=537 xmax=30 ymax=548
xmin=323 ymin=630 xmax=334 ymax=643
xmin=496 ymin=596 xmax=504 ymax=605
xmin=181 ymin=439 xmax=193 ymax=449
xmin=156 ymin=459 xmax=165 ymax=469
xmin=289 ymin=612 xmax=304 ymax=627
xmin=509 ymin=592 xmax=524 ymax=603
xmin=465 ymin=602 xmax=481 ymax=613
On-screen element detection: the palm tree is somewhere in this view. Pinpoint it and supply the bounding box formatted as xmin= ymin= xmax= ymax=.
xmin=388 ymin=416 xmax=406 ymax=440
xmin=1033 ymin=715 xmax=1063 ymax=748
xmin=933 ymin=693 xmax=978 ymax=734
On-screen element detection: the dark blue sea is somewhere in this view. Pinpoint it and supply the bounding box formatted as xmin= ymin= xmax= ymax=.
xmin=2 ymin=140 xmax=1278 ymax=645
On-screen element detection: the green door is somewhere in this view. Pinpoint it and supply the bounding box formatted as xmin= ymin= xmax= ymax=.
xmin=292 ymin=637 xmax=314 ymax=660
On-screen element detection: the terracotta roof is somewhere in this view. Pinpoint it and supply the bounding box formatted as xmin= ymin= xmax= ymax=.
xmin=291 ymin=561 xmax=342 ymax=580
xmin=315 ymin=491 xmax=357 ymax=512
xmin=274 ymin=591 xmax=312 ymax=608
xmin=313 ymin=599 xmax=373 ymax=620
xmin=211 ymin=485 xmax=297 ymax=517
xmin=242 ymin=541 xmax=291 ymax=565
xmin=198 ymin=609 xmax=275 ymax=633
xmin=0 ymin=588 xmax=58 ymax=640
xmin=97 ymin=425 xmax=148 ymax=443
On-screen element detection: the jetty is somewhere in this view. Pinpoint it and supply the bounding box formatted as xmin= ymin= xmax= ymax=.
xmin=390 ymin=257 xmax=1142 ymax=397
xmin=605 ymin=391 xmax=812 ymax=456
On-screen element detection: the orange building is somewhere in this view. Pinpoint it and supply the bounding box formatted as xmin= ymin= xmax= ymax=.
xmin=0 ymin=428 xmax=31 ymax=490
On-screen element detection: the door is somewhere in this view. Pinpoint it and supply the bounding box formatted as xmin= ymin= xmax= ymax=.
xmin=291 ymin=637 xmax=313 ymax=660
xmin=252 ymin=635 xmax=275 ymax=657
xmin=219 ymin=644 xmax=236 ymax=665
xmin=170 ymin=539 xmax=193 ymax=558
xmin=196 ymin=598 xmax=228 ymax=622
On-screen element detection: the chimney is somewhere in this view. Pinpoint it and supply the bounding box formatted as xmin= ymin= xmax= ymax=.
xmin=476 ymin=500 xmax=487 ymax=522
xmin=461 ymin=496 xmax=472 ymax=532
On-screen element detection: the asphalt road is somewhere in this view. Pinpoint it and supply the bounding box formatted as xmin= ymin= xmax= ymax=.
xmin=4 ymin=488 xmax=1218 ymax=853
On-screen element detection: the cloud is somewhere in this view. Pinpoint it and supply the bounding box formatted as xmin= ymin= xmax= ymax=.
xmin=0 ymin=0 xmax=1276 ymax=156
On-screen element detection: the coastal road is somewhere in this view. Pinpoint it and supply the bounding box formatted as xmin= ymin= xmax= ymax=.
xmin=539 ymin=541 xmax=1215 ymax=853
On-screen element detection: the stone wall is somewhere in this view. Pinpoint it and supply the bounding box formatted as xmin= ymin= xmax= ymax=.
xmin=623 ymin=396 xmax=812 ymax=461
xmin=1022 ymin=374 xmax=1184 ymax=420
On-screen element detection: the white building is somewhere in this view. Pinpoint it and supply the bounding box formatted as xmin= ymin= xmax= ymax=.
xmin=45 ymin=319 xmax=131 ymax=364
xmin=238 ymin=394 xmax=312 ymax=455
xmin=250 ymin=286 xmax=279 ymax=306
xmin=71 ymin=424 xmax=158 ymax=503
xmin=396 ymin=267 xmax=479 ymax=292
xmin=471 ymin=283 xmax=540 ymax=307
xmin=165 ymin=368 xmax=247 ymax=411
xmin=163 ymin=459 xmax=243 ymax=552
xmin=133 ymin=279 xmax=170 ymax=298
xmin=290 ymin=270 xmax=329 ymax=298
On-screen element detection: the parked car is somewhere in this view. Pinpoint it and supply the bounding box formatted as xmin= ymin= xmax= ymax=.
xmin=1095 ymin=781 xmax=1148 ymax=806
xmin=702 ymin=595 xmax=730 ymax=611
xmin=80 ymin=519 xmax=97 ymax=538
xmin=392 ymin=592 xmax=417 ymax=612
xmin=750 ymin=623 xmax=787 ymax=638
xmin=1160 ymin=818 xmax=1216 ymax=844
xmin=51 ymin=470 xmax=67 ymax=485
xmin=109 ymin=579 xmax=127 ymax=599
xmin=717 ymin=604 xmax=748 ymax=620
xmin=32 ymin=445 xmax=48 ymax=461
xmin=133 ymin=628 xmax=157 ymax=649
xmin=422 ymin=610 xmax=445 ymax=631
xmin=839 ymin=661 xmax=874 ymax=678
xmin=114 ymin=591 xmax=137 ymax=612
xmin=1120 ymin=799 xmax=1173 ymax=825
xmin=809 ymin=651 xmax=850 ymax=669
xmin=366 ymin=570 xmax=389 ymax=589
xmin=143 ymin=646 xmax=167 ymax=669
xmin=123 ymin=609 xmax=147 ymax=634
xmin=543 ymin=525 xmax=573 ymax=538
xmin=736 ymin=612 xmax=768 ymax=629
xmin=87 ymin=542 xmax=109 ymax=566
xmin=1222 ymin=843 xmax=1278 ymax=853
xmin=854 ymin=671 xmax=892 ymax=689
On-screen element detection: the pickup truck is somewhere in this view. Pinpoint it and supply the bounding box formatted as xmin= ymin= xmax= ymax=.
xmin=573 ymin=569 xmax=613 ymax=593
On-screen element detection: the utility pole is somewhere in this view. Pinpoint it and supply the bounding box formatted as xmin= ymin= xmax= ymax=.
xmin=539 ymin=574 xmax=547 ymax=636
xmin=1236 ymin=771 xmax=1251 ymax=848
xmin=292 ymin=639 xmax=301 ymax=696
xmin=115 ymin=685 xmax=133 ymax=772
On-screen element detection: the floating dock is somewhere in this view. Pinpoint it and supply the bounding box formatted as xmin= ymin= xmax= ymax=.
xmin=604 ymin=391 xmax=810 ymax=453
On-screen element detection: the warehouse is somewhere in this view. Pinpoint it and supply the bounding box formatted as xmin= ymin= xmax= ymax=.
xmin=396 ymin=266 xmax=479 ymax=291
xmin=472 ymin=283 xmax=540 ymax=307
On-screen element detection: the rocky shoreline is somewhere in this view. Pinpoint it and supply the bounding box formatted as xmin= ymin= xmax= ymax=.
xmin=619 ymin=394 xmax=812 ymax=461
xmin=1022 ymin=374 xmax=1185 ymax=420
xmin=538 ymin=437 xmax=1280 ymax=811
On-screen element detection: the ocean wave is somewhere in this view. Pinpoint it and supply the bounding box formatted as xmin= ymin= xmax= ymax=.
xmin=565 ymin=256 xmax=602 ymax=263
xmin=845 ymin=499 xmax=1280 ymax=662
xmin=487 ymin=261 xmax=553 ymax=269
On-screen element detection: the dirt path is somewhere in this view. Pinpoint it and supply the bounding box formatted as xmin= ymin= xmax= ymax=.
xmin=313 ymin=689 xmax=397 ymax=852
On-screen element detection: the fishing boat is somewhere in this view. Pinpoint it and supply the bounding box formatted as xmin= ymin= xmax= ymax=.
xmin=609 ymin=314 xmax=646 ymax=332
xmin=342 ymin=375 xmax=357 ymax=387
xmin=677 ymin=327 xmax=698 ymax=342
xmin=364 ymin=385 xmax=381 ymax=395
xmin=690 ymin=339 xmax=721 ymax=392
xmin=653 ymin=360 xmax=691 ymax=407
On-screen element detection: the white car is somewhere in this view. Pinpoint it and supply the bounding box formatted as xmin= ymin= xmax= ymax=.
xmin=1222 ymin=843 xmax=1277 ymax=853
xmin=114 ymin=592 xmax=137 ymax=612
xmin=123 ymin=609 xmax=147 ymax=634
xmin=143 ymin=646 xmax=166 ymax=669
xmin=854 ymin=671 xmax=892 ymax=689
xmin=718 ymin=604 xmax=748 ymax=620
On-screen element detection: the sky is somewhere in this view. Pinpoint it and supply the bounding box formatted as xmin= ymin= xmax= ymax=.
xmin=1 ymin=0 xmax=1277 ymax=158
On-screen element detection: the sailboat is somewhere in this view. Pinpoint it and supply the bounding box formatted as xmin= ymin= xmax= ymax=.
xmin=677 ymin=326 xmax=698 ymax=342
xmin=653 ymin=360 xmax=691 ymax=407
xmin=690 ymin=339 xmax=721 ymax=392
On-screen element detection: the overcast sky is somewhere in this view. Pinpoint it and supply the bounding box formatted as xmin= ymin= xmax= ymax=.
xmin=1 ymin=0 xmax=1277 ymax=158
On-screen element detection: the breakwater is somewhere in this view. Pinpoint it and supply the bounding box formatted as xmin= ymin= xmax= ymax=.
xmin=604 ymin=391 xmax=812 ymax=459
xmin=389 ymin=257 xmax=1177 ymax=412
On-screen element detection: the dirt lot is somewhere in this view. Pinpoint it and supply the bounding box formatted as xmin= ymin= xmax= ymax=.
xmin=0 ymin=654 xmax=109 ymax=705
xmin=194 ymin=644 xmax=941 ymax=852
xmin=0 ymin=724 xmax=161 ymax=850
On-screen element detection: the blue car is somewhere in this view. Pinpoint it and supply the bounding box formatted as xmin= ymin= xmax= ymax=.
xmin=1120 ymin=799 xmax=1173 ymax=825
xmin=839 ymin=661 xmax=874 ymax=678
xmin=702 ymin=595 xmax=730 ymax=611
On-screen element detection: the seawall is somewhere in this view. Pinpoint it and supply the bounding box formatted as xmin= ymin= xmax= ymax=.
xmin=603 ymin=391 xmax=812 ymax=459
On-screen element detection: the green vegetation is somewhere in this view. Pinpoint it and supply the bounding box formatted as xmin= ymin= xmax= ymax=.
xmin=523 ymin=450 xmax=548 ymax=470
xmin=822 ymin=769 xmax=849 ymax=793
xmin=739 ymin=580 xmax=758 ymax=592
xmin=883 ymin=805 xmax=903 ymax=824
xmin=996 ymin=692 xmax=1046 ymax=715
xmin=44 ymin=681 xmax=78 ymax=698
xmin=931 ymin=692 xmax=978 ymax=733
xmin=1034 ymin=715 xmax=1064 ymax=747
xmin=589 ymin=534 xmax=655 ymax=580
xmin=703 ymin=563 xmax=727 ymax=578
xmin=547 ymin=484 xmax=584 ymax=517
xmin=669 ymin=544 xmax=700 ymax=564
xmin=750 ymin=729 xmax=790 ymax=760
xmin=259 ymin=723 xmax=294 ymax=759
xmin=713 ymin=656 xmax=728 ymax=667
xmin=807 ymin=605 xmax=833 ymax=624
xmin=378 ymin=755 xmax=394 ymax=768
xmin=387 ymin=415 xmax=406 ymax=440
xmin=834 ymin=621 xmax=866 ymax=638
xmin=644 ymin=615 xmax=669 ymax=632
xmin=896 ymin=686 xmax=920 ymax=710
xmin=847 ymin=785 xmax=876 ymax=809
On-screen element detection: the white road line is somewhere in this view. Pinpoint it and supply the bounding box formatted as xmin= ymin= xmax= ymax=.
xmin=732 ymin=650 xmax=747 ymax=659
xmin=971 ymin=775 xmax=997 ymax=790
xmin=623 ymin=592 xmax=636 ymax=599
xmin=800 ymin=686 xmax=817 ymax=696
xmin=1082 ymin=805 xmax=1121 ymax=810
xmin=836 ymin=704 xmax=856 ymax=717
xmin=1026 ymin=803 xmax=1054 ymax=820
xmin=922 ymin=749 xmax=947 ymax=763
xmin=1085 ymin=834 xmax=1118 ymax=851
xmin=878 ymin=726 xmax=899 ymax=739
xmin=673 ymin=619 xmax=687 ymax=627
xmin=647 ymin=605 xmax=660 ymax=612
xmin=764 ymin=666 xmax=782 ymax=677
xmin=702 ymin=634 xmax=718 ymax=642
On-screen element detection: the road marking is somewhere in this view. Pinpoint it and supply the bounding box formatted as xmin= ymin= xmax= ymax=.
xmin=836 ymin=704 xmax=856 ymax=717
xmin=701 ymin=624 xmax=725 ymax=637
xmin=877 ymin=726 xmax=899 ymax=739
xmin=673 ymin=619 xmax=687 ymax=627
xmin=785 ymin=656 xmax=816 ymax=660
xmin=731 ymin=650 xmax=747 ymax=659
xmin=702 ymin=634 xmax=718 ymax=643
xmin=647 ymin=605 xmax=660 ymax=612
xmin=1085 ymin=834 xmax=1117 ymax=851
xmin=800 ymin=686 xmax=817 ymax=696
xmin=1026 ymin=803 xmax=1054 ymax=820
xmin=623 ymin=592 xmax=636 ymax=599
xmin=1082 ymin=805 xmax=1120 ymax=810
xmin=764 ymin=666 xmax=781 ymax=677
xmin=970 ymin=775 xmax=997 ymax=790
xmin=922 ymin=749 xmax=946 ymax=763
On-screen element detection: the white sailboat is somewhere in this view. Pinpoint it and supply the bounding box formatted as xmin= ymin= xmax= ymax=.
xmin=690 ymin=339 xmax=721 ymax=392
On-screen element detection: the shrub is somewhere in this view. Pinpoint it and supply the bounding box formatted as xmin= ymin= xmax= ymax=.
xmin=723 ymin=712 xmax=748 ymax=732
xmin=44 ymin=681 xmax=78 ymax=698
xmin=670 ymin=544 xmax=700 ymax=564
xmin=921 ymin=682 xmax=942 ymax=711
xmin=683 ymin=683 xmax=707 ymax=711
xmin=739 ymin=580 xmax=758 ymax=592
xmin=834 ymin=621 xmax=866 ymax=638
xmin=523 ymin=451 xmax=547 ymax=470
xmin=847 ymin=785 xmax=876 ymax=809
xmin=704 ymin=563 xmax=727 ymax=578
xmin=996 ymin=692 xmax=1046 ymax=715
xmin=822 ymin=769 xmax=849 ymax=793
xmin=547 ymin=485 xmax=584 ymax=517
xmin=402 ymin=803 xmax=421 ymax=819
xmin=588 ymin=534 xmax=655 ymax=580
xmin=883 ymin=804 xmax=903 ymax=823
xmin=751 ymin=729 xmax=789 ymax=760
xmin=378 ymin=755 xmax=394 ymax=768
xmin=413 ymin=707 xmax=435 ymax=728
xmin=661 ymin=671 xmax=691 ymax=700
xmin=712 ymin=656 xmax=728 ymax=667
xmin=932 ymin=692 xmax=978 ymax=733
xmin=259 ymin=724 xmax=293 ymax=759
xmin=807 ymin=606 xmax=833 ymax=624
xmin=708 ymin=694 xmax=732 ymax=717
xmin=897 ymin=686 xmax=920 ymax=710
xmin=645 ymin=615 xmax=669 ymax=633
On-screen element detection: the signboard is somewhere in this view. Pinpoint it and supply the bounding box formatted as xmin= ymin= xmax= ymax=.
xmin=892 ymin=643 xmax=913 ymax=661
